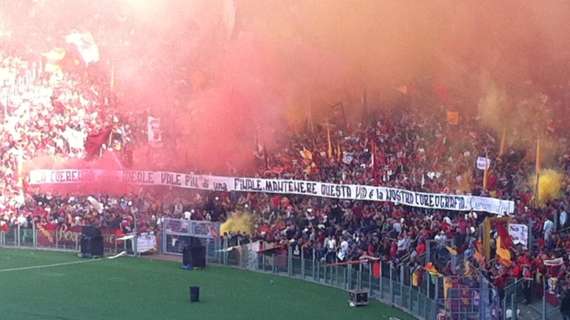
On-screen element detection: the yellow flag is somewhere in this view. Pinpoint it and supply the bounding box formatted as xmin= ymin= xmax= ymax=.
xmin=482 ymin=218 xmax=491 ymax=260
xmin=42 ymin=48 xmax=66 ymax=73
xmin=412 ymin=271 xmax=420 ymax=287
xmin=299 ymin=148 xmax=312 ymax=161
xmin=447 ymin=111 xmax=459 ymax=125
xmin=535 ymin=138 xmax=541 ymax=204
xmin=446 ymin=246 xmax=458 ymax=256
xmin=496 ymin=236 xmax=511 ymax=265
xmin=536 ymin=138 xmax=541 ymax=175
xmin=444 ymin=277 xmax=453 ymax=299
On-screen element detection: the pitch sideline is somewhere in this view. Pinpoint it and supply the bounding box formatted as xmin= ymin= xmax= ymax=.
xmin=0 ymin=251 xmax=127 ymax=273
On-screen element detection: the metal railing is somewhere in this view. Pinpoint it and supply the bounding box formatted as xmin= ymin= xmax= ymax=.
xmin=200 ymin=239 xmax=497 ymax=320
xmin=0 ymin=224 xmax=120 ymax=253
xmin=3 ymin=226 xmax=562 ymax=320
xmin=502 ymin=277 xmax=563 ymax=320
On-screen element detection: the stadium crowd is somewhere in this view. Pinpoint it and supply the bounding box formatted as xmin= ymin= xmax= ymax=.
xmin=1 ymin=43 xmax=570 ymax=318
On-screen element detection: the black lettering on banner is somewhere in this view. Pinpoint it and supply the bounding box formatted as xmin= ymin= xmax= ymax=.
xmin=271 ymin=181 xmax=278 ymax=192
xmin=434 ymin=195 xmax=441 ymax=208
xmin=456 ymin=196 xmax=465 ymax=209
xmin=321 ymin=184 xmax=351 ymax=198
xmin=298 ymin=182 xmax=307 ymax=194
xmin=265 ymin=181 xmax=273 ymax=191
xmin=237 ymin=178 xmax=261 ymax=191
xmin=387 ymin=189 xmax=401 ymax=202
xmin=201 ymin=177 xmax=210 ymax=189
xmin=355 ymin=186 xmax=367 ymax=199
xmin=375 ymin=189 xmax=384 ymax=200
xmin=185 ymin=175 xmax=199 ymax=188
xmin=445 ymin=196 xmax=452 ymax=208
xmin=402 ymin=191 xmax=415 ymax=205
xmin=213 ymin=182 xmax=227 ymax=191
xmin=233 ymin=178 xmax=240 ymax=190
xmin=415 ymin=193 xmax=435 ymax=207
xmin=30 ymin=170 xmax=510 ymax=214
xmin=128 ymin=171 xmax=154 ymax=184
xmin=161 ymin=172 xmax=181 ymax=186
xmin=415 ymin=193 xmax=423 ymax=206
xmin=441 ymin=196 xmax=457 ymax=209
xmin=306 ymin=182 xmax=317 ymax=194
xmin=321 ymin=184 xmax=333 ymax=197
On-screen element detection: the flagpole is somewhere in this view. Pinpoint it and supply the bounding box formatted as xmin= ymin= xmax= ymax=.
xmin=340 ymin=103 xmax=348 ymax=129
xmin=326 ymin=123 xmax=333 ymax=159
xmin=483 ymin=150 xmax=488 ymax=192
xmin=498 ymin=128 xmax=506 ymax=157
xmin=534 ymin=137 xmax=541 ymax=207
xmin=110 ymin=61 xmax=115 ymax=92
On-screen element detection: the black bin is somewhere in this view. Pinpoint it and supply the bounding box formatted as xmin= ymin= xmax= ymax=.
xmin=189 ymin=286 xmax=200 ymax=303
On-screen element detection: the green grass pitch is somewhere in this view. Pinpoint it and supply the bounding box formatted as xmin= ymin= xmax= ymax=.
xmin=0 ymin=248 xmax=414 ymax=320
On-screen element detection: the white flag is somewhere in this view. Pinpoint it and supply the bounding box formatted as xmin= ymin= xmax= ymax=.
xmin=65 ymin=31 xmax=100 ymax=64
xmin=62 ymin=126 xmax=86 ymax=150
xmin=147 ymin=116 xmax=161 ymax=144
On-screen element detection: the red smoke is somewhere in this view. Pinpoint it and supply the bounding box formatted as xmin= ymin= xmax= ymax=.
xmin=5 ymin=0 xmax=570 ymax=181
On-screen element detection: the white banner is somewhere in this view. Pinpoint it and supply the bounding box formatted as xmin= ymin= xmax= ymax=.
xmin=147 ymin=116 xmax=161 ymax=144
xmin=508 ymin=223 xmax=528 ymax=248
xmin=65 ymin=31 xmax=100 ymax=64
xmin=476 ymin=157 xmax=491 ymax=170
xmin=28 ymin=169 xmax=515 ymax=215
xmin=137 ymin=233 xmax=157 ymax=253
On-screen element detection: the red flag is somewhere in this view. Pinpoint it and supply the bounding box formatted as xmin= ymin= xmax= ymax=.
xmin=372 ymin=261 xmax=381 ymax=279
xmin=496 ymin=222 xmax=513 ymax=249
xmin=85 ymin=128 xmax=112 ymax=158
xmin=370 ymin=141 xmax=378 ymax=181
xmin=495 ymin=222 xmax=513 ymax=265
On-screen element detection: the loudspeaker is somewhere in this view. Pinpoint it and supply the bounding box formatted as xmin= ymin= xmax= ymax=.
xmin=82 ymin=226 xmax=101 ymax=238
xmin=182 ymin=238 xmax=206 ymax=269
xmin=189 ymin=286 xmax=200 ymax=302
xmin=191 ymin=246 xmax=206 ymax=268
xmin=80 ymin=226 xmax=104 ymax=257
xmin=182 ymin=245 xmax=192 ymax=266
xmin=90 ymin=236 xmax=104 ymax=256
